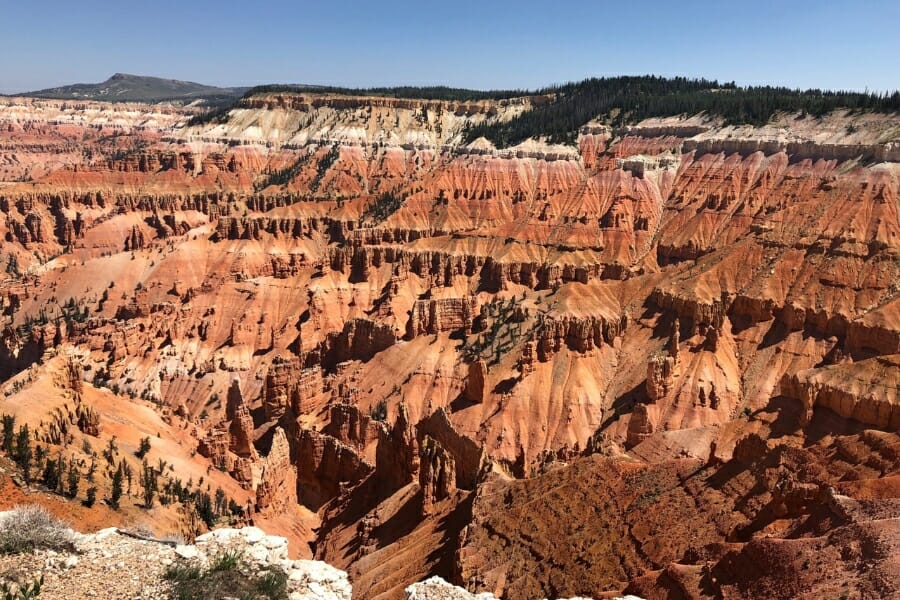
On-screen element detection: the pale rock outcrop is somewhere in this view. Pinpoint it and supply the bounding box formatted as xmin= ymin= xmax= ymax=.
xmin=0 ymin=512 xmax=352 ymax=600
xmin=404 ymin=576 xmax=644 ymax=600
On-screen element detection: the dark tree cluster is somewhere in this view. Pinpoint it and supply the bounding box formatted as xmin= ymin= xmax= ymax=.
xmin=195 ymin=76 xmax=899 ymax=150
xmin=309 ymin=144 xmax=341 ymax=192
xmin=186 ymin=105 xmax=233 ymax=127
xmin=241 ymin=84 xmax=526 ymax=102
xmin=464 ymin=76 xmax=900 ymax=147
xmin=362 ymin=192 xmax=404 ymax=224
xmin=254 ymin=153 xmax=311 ymax=192
xmin=2 ymin=415 xmax=33 ymax=484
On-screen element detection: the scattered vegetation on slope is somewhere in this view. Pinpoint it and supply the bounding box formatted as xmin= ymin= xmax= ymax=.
xmin=185 ymin=105 xmax=232 ymax=127
xmin=254 ymin=153 xmax=311 ymax=192
xmin=0 ymin=412 xmax=242 ymax=534
xmin=309 ymin=144 xmax=341 ymax=193
xmin=361 ymin=192 xmax=404 ymax=224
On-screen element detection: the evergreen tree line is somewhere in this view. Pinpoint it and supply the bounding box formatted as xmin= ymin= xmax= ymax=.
xmin=203 ymin=76 xmax=900 ymax=149
xmin=463 ymin=76 xmax=900 ymax=147
xmin=186 ymin=104 xmax=233 ymax=127
xmin=241 ymin=84 xmax=525 ymax=102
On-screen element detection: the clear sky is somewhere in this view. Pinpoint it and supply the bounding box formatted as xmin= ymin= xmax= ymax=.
xmin=2 ymin=0 xmax=898 ymax=94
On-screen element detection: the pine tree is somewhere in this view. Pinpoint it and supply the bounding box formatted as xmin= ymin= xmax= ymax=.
xmin=103 ymin=436 xmax=118 ymax=464
xmin=135 ymin=436 xmax=151 ymax=459
xmin=85 ymin=486 xmax=97 ymax=507
xmin=34 ymin=445 xmax=45 ymax=472
xmin=55 ymin=455 xmax=66 ymax=495
xmin=42 ymin=458 xmax=59 ymax=491
xmin=139 ymin=460 xmax=157 ymax=509
xmin=1 ymin=414 xmax=14 ymax=453
xmin=124 ymin=462 xmax=133 ymax=495
xmin=14 ymin=425 xmax=32 ymax=484
xmin=214 ymin=487 xmax=226 ymax=516
xmin=110 ymin=464 xmax=124 ymax=509
xmin=67 ymin=461 xmax=80 ymax=498
xmin=195 ymin=491 xmax=216 ymax=528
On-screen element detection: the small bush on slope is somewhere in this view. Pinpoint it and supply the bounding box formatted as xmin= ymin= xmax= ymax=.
xmin=0 ymin=505 xmax=74 ymax=554
xmin=164 ymin=549 xmax=288 ymax=600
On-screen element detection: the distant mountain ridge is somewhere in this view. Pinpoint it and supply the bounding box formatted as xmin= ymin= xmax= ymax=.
xmin=21 ymin=73 xmax=249 ymax=105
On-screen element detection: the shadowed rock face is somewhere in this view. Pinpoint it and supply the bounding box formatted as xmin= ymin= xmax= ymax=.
xmin=1 ymin=95 xmax=899 ymax=599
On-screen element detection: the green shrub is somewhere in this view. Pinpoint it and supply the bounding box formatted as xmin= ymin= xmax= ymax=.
xmin=208 ymin=549 xmax=241 ymax=572
xmin=164 ymin=554 xmax=288 ymax=600
xmin=255 ymin=568 xmax=288 ymax=599
xmin=1 ymin=575 xmax=42 ymax=600
xmin=163 ymin=563 xmax=203 ymax=582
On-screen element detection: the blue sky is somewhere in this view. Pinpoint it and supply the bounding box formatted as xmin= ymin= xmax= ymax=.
xmin=2 ymin=0 xmax=898 ymax=94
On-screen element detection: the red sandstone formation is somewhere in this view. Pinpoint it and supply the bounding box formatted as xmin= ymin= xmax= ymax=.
xmin=255 ymin=427 xmax=297 ymax=514
xmin=0 ymin=94 xmax=898 ymax=599
xmin=462 ymin=359 xmax=487 ymax=404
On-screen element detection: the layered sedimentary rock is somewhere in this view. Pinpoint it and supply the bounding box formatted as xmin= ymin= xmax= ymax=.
xmin=781 ymin=355 xmax=900 ymax=428
xmin=406 ymin=297 xmax=477 ymax=338
xmin=645 ymin=353 xmax=675 ymax=402
xmin=264 ymin=357 xmax=323 ymax=420
xmin=375 ymin=404 xmax=420 ymax=495
xmin=295 ymin=428 xmax=374 ymax=510
xmin=418 ymin=435 xmax=456 ymax=514
xmin=1 ymin=94 xmax=899 ymax=599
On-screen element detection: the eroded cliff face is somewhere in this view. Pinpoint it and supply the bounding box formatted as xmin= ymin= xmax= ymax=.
xmin=1 ymin=94 xmax=899 ymax=599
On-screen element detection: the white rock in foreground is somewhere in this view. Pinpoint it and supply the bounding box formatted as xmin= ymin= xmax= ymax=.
xmin=288 ymin=559 xmax=353 ymax=600
xmin=405 ymin=576 xmax=645 ymax=600
xmin=0 ymin=506 xmax=352 ymax=600
xmin=406 ymin=577 xmax=497 ymax=600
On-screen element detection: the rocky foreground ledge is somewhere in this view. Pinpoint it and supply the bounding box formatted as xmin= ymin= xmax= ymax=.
xmin=0 ymin=507 xmax=640 ymax=600
xmin=0 ymin=520 xmax=351 ymax=600
xmin=0 ymin=512 xmax=642 ymax=600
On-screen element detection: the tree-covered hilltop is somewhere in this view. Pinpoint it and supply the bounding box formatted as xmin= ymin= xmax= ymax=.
xmin=464 ymin=76 xmax=900 ymax=147
xmin=241 ymin=84 xmax=527 ymax=102
xmin=199 ymin=76 xmax=900 ymax=147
